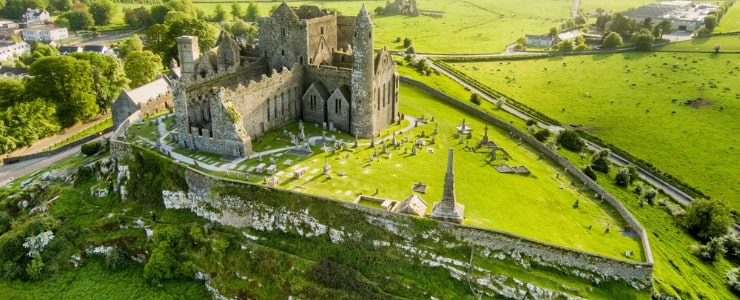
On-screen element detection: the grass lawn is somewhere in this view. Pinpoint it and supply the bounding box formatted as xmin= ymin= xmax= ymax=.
xmin=183 ymin=83 xmax=643 ymax=260
xmin=579 ymin=0 xmax=663 ymax=15
xmin=445 ymin=52 xmax=740 ymax=211
xmin=657 ymin=34 xmax=740 ymax=52
xmin=716 ymin=3 xmax=740 ymax=33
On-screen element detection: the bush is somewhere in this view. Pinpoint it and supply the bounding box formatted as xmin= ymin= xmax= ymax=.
xmin=615 ymin=167 xmax=631 ymax=187
xmin=81 ymin=141 xmax=101 ymax=156
xmin=470 ymin=93 xmax=481 ymax=105
xmin=525 ymin=119 xmax=537 ymax=126
xmin=211 ymin=238 xmax=229 ymax=262
xmin=26 ymin=253 xmax=45 ymax=280
xmin=153 ymin=226 xmax=185 ymax=251
xmin=2 ymin=261 xmax=21 ymax=280
xmin=643 ymin=188 xmax=657 ymax=205
xmin=590 ymin=149 xmax=611 ymax=173
xmin=583 ymin=166 xmax=597 ymax=181
xmin=556 ymin=129 xmax=584 ymax=152
xmin=728 ymin=268 xmax=740 ymax=296
xmin=723 ymin=234 xmax=740 ymax=262
xmin=683 ymin=199 xmax=733 ymax=242
xmin=306 ymin=259 xmax=382 ymax=299
xmin=691 ymin=237 xmax=726 ymax=262
xmin=534 ymin=129 xmax=551 ymax=142
xmin=105 ymin=246 xmax=128 ymax=270
xmin=403 ymin=37 xmax=412 ymax=48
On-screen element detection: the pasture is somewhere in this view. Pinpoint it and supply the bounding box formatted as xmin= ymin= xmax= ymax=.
xmin=715 ymin=2 xmax=740 ymax=33
xmin=657 ymin=34 xmax=740 ymax=52
xmin=445 ymin=52 xmax=740 ymax=210
xmin=578 ymin=0 xmax=664 ymax=15
xmin=177 ymin=83 xmax=643 ymax=260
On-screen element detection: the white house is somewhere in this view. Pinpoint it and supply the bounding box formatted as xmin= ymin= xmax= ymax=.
xmin=0 ymin=42 xmax=29 ymax=61
xmin=23 ymin=8 xmax=51 ymax=24
xmin=21 ymin=26 xmax=68 ymax=42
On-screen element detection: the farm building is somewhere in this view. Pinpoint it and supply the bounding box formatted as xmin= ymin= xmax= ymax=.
xmin=624 ymin=1 xmax=716 ymax=31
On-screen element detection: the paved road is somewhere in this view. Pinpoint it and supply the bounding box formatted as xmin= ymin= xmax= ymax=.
xmin=0 ymin=133 xmax=111 ymax=187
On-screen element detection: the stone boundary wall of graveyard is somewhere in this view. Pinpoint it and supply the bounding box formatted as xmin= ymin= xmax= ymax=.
xmin=400 ymin=76 xmax=654 ymax=264
xmin=109 ymin=97 xmax=653 ymax=290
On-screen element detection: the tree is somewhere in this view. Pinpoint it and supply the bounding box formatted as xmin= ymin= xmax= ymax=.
xmin=223 ymin=19 xmax=256 ymax=41
xmin=602 ymin=32 xmax=623 ymax=48
xmin=124 ymin=6 xmax=152 ymax=28
xmin=683 ymin=199 xmax=732 ymax=242
xmin=125 ymin=50 xmax=162 ymax=88
xmin=516 ymin=36 xmax=527 ymax=50
xmin=595 ymin=14 xmax=610 ymax=31
xmin=20 ymin=42 xmax=60 ymax=66
xmin=656 ymin=20 xmax=673 ymax=39
xmin=26 ymin=56 xmax=97 ymax=126
xmin=0 ymin=78 xmax=25 ymax=109
xmin=403 ymin=37 xmax=413 ymax=48
xmin=59 ymin=10 xmax=95 ymax=31
xmin=117 ymin=34 xmax=144 ymax=58
xmin=615 ymin=166 xmax=631 ymax=187
xmin=374 ymin=6 xmax=385 ymax=15
xmin=640 ymin=17 xmax=654 ymax=31
xmin=704 ymin=15 xmax=717 ymax=31
xmin=583 ymin=165 xmax=597 ymax=180
xmin=163 ymin=17 xmax=217 ymax=62
xmin=574 ymin=15 xmax=587 ymax=26
xmin=245 ymin=1 xmax=259 ymax=22
xmin=0 ymin=99 xmax=60 ymax=150
xmin=534 ymin=129 xmax=551 ymax=142
xmin=71 ymin=52 xmax=128 ymax=112
xmin=548 ymin=27 xmax=559 ymax=37
xmin=89 ymin=0 xmax=117 ymax=26
xmin=1 ymin=0 xmax=25 ymax=19
xmin=609 ymin=13 xmax=633 ymax=37
xmin=22 ymin=0 xmax=45 ymax=9
xmin=558 ymin=39 xmax=574 ymax=52
xmin=150 ymin=5 xmax=170 ymax=24
xmin=145 ymin=24 xmax=169 ymax=59
xmin=590 ymin=149 xmax=610 ymax=173
xmin=556 ymin=129 xmax=584 ymax=152
xmin=212 ymin=4 xmax=226 ymax=22
xmin=26 ymin=253 xmax=45 ymax=280
xmin=631 ymin=28 xmax=655 ymax=51
xmin=49 ymin=0 xmax=72 ymax=12
xmin=230 ymin=1 xmax=243 ymax=20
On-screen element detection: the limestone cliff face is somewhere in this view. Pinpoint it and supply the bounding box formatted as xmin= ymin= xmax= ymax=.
xmin=159 ymin=168 xmax=653 ymax=294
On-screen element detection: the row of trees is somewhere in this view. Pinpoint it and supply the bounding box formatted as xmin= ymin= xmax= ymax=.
xmin=0 ymin=0 xmax=118 ymax=30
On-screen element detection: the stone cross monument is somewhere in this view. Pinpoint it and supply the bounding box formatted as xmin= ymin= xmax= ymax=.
xmin=430 ymin=148 xmax=465 ymax=223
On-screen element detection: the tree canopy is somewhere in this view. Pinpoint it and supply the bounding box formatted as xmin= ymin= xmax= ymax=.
xmin=26 ymin=56 xmax=98 ymax=126
xmin=123 ymin=6 xmax=152 ymax=28
xmin=125 ymin=50 xmax=163 ymax=88
xmin=683 ymin=199 xmax=732 ymax=242
xmin=632 ymin=28 xmax=655 ymax=51
xmin=245 ymin=1 xmax=259 ymax=22
xmin=71 ymin=52 xmax=128 ymax=112
xmin=59 ymin=10 xmax=95 ymax=31
xmin=89 ymin=0 xmax=117 ymax=26
xmin=602 ymin=32 xmax=623 ymax=49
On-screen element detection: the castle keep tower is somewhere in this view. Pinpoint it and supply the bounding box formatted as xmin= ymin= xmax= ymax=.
xmin=431 ymin=148 xmax=465 ymax=223
xmin=170 ymin=2 xmax=398 ymax=157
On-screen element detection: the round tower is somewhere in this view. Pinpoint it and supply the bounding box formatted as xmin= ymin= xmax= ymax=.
xmin=350 ymin=4 xmax=375 ymax=138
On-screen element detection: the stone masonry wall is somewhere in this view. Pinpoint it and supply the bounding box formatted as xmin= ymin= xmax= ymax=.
xmin=400 ymin=76 xmax=654 ymax=264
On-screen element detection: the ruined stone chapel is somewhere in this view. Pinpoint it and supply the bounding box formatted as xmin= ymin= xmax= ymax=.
xmin=172 ymin=3 xmax=399 ymax=157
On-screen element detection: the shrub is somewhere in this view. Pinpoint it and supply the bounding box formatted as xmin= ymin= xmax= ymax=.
xmin=153 ymin=226 xmax=185 ymax=251
xmin=583 ymin=166 xmax=597 ymax=181
xmin=556 ymin=129 xmax=584 ymax=152
xmin=470 ymin=93 xmax=481 ymax=105
xmin=306 ymin=259 xmax=382 ymax=299
xmin=727 ymin=268 xmax=740 ymax=296
xmin=525 ymin=119 xmax=537 ymax=126
xmin=615 ymin=167 xmax=631 ymax=187
xmin=590 ymin=149 xmax=611 ymax=173
xmin=2 ymin=261 xmax=21 ymax=280
xmin=403 ymin=37 xmax=412 ymax=48
xmin=105 ymin=246 xmax=128 ymax=270
xmin=26 ymin=253 xmax=45 ymax=280
xmin=691 ymin=237 xmax=726 ymax=262
xmin=81 ymin=141 xmax=101 ymax=156
xmin=643 ymin=188 xmax=657 ymax=205
xmin=534 ymin=129 xmax=551 ymax=142
xmin=683 ymin=199 xmax=733 ymax=242
xmin=724 ymin=234 xmax=740 ymax=262
xmin=211 ymin=238 xmax=229 ymax=262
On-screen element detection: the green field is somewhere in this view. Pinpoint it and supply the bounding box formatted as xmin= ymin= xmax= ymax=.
xmin=716 ymin=2 xmax=740 ymax=33
xmin=445 ymin=53 xmax=740 ymax=211
xmin=658 ymin=34 xmax=740 ymax=52
xmin=579 ymin=0 xmax=663 ymax=15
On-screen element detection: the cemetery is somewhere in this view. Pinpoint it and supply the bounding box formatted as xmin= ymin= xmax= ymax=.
xmin=118 ymin=83 xmax=643 ymax=261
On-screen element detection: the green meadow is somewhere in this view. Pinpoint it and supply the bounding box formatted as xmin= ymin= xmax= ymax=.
xmin=715 ymin=2 xmax=740 ymax=33
xmin=445 ymin=52 xmax=740 ymax=210
xmin=578 ymin=0 xmax=664 ymax=14
xmin=658 ymin=34 xmax=740 ymax=52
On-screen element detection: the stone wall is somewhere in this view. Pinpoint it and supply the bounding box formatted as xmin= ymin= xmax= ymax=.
xmin=400 ymin=76 xmax=654 ymax=264
xmin=155 ymin=167 xmax=652 ymax=291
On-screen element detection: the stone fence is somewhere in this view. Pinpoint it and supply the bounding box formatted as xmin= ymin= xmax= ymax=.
xmin=400 ymin=76 xmax=653 ymax=264
xmin=1 ymin=127 xmax=113 ymax=165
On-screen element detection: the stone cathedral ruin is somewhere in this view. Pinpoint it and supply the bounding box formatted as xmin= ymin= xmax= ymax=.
xmin=171 ymin=3 xmax=399 ymax=157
